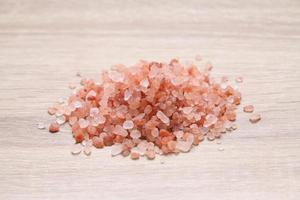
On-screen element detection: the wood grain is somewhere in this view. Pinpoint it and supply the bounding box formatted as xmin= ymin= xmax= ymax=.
xmin=0 ymin=0 xmax=300 ymax=199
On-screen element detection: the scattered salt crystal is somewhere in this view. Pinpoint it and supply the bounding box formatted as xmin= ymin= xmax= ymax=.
xmin=76 ymin=72 xmax=81 ymax=77
xmin=156 ymin=111 xmax=170 ymax=125
xmin=250 ymin=113 xmax=261 ymax=123
xmin=83 ymin=145 xmax=92 ymax=156
xmin=218 ymin=147 xmax=224 ymax=151
xmin=37 ymin=122 xmax=46 ymax=130
xmin=71 ymin=144 xmax=82 ymax=155
xmin=243 ymin=105 xmax=254 ymax=113
xmin=69 ymin=82 xmax=76 ymax=89
xmin=235 ymin=76 xmax=243 ymax=83
xmin=111 ymin=144 xmax=123 ymax=156
xmin=123 ymin=120 xmax=134 ymax=129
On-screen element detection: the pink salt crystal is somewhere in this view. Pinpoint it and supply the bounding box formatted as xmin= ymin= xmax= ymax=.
xmin=176 ymin=141 xmax=192 ymax=152
xmin=111 ymin=144 xmax=123 ymax=156
xmin=124 ymin=90 xmax=132 ymax=101
xmin=182 ymin=107 xmax=193 ymax=115
xmin=250 ymin=113 xmax=261 ymax=123
xmin=90 ymin=107 xmax=99 ymax=117
xmin=130 ymin=130 xmax=141 ymax=139
xmin=156 ymin=111 xmax=170 ymax=125
xmin=145 ymin=150 xmax=155 ymax=160
xmin=150 ymin=128 xmax=159 ymax=138
xmin=140 ymin=78 xmax=149 ymax=88
xmin=235 ymin=76 xmax=243 ymax=83
xmin=114 ymin=125 xmax=128 ymax=137
xmin=108 ymin=70 xmax=124 ymax=82
xmin=49 ymin=122 xmax=59 ymax=133
xmin=78 ymin=118 xmax=89 ymax=128
xmin=123 ymin=120 xmax=134 ymax=129
xmin=131 ymin=152 xmax=140 ymax=160
xmin=204 ymin=114 xmax=218 ymax=127
xmin=243 ymin=105 xmax=254 ymax=113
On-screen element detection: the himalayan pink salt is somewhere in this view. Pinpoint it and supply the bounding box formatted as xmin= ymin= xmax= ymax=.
xmin=156 ymin=111 xmax=170 ymax=125
xmin=250 ymin=113 xmax=261 ymax=123
xmin=131 ymin=152 xmax=140 ymax=160
xmin=45 ymin=58 xmax=261 ymax=160
xmin=71 ymin=143 xmax=82 ymax=155
xmin=123 ymin=120 xmax=134 ymax=129
xmin=111 ymin=144 xmax=123 ymax=156
xmin=243 ymin=105 xmax=254 ymax=113
xmin=130 ymin=130 xmax=141 ymax=139
xmin=114 ymin=125 xmax=128 ymax=137
xmin=49 ymin=122 xmax=59 ymax=133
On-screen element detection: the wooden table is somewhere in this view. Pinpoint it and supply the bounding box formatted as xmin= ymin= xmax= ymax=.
xmin=1 ymin=0 xmax=299 ymax=199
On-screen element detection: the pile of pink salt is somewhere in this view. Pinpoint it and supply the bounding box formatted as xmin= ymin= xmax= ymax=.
xmin=46 ymin=58 xmax=258 ymax=159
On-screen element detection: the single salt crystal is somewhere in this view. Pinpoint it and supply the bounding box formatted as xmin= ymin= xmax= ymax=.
xmin=69 ymin=116 xmax=77 ymax=125
xmin=182 ymin=107 xmax=193 ymax=115
xmin=68 ymin=82 xmax=76 ymax=89
xmin=71 ymin=143 xmax=82 ymax=155
xmin=56 ymin=115 xmax=66 ymax=125
xmin=235 ymin=76 xmax=243 ymax=83
xmin=108 ymin=70 xmax=124 ymax=82
xmin=174 ymin=131 xmax=184 ymax=139
xmin=130 ymin=130 xmax=141 ymax=139
xmin=86 ymin=90 xmax=97 ymax=100
xmin=204 ymin=114 xmax=218 ymax=127
xmin=90 ymin=107 xmax=99 ymax=117
xmin=137 ymin=141 xmax=148 ymax=155
xmin=140 ymin=78 xmax=149 ymax=88
xmin=176 ymin=141 xmax=192 ymax=152
xmin=111 ymin=144 xmax=123 ymax=156
xmin=218 ymin=147 xmax=224 ymax=151
xmin=78 ymin=118 xmax=89 ymax=128
xmin=82 ymin=139 xmax=93 ymax=147
xmin=73 ymin=101 xmax=82 ymax=108
xmin=156 ymin=111 xmax=170 ymax=125
xmin=124 ymin=89 xmax=132 ymax=101
xmin=151 ymin=128 xmax=159 ymax=138
xmin=37 ymin=122 xmax=46 ymax=130
xmin=123 ymin=120 xmax=134 ymax=129
xmin=83 ymin=145 xmax=92 ymax=156
xmin=243 ymin=105 xmax=254 ymax=113
xmin=114 ymin=125 xmax=128 ymax=137
xmin=200 ymin=127 xmax=209 ymax=135
xmin=58 ymin=98 xmax=65 ymax=104
xmin=144 ymin=105 xmax=152 ymax=114
xmin=250 ymin=113 xmax=261 ymax=123
xmin=186 ymin=134 xmax=194 ymax=144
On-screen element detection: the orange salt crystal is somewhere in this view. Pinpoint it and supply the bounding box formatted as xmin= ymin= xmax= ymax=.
xmin=243 ymin=105 xmax=254 ymax=113
xmin=131 ymin=152 xmax=140 ymax=160
xmin=250 ymin=113 xmax=261 ymax=123
xmin=49 ymin=122 xmax=59 ymax=133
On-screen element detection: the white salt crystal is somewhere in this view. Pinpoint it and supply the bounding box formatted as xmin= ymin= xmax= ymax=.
xmin=176 ymin=141 xmax=192 ymax=152
xmin=71 ymin=144 xmax=82 ymax=155
xmin=73 ymin=101 xmax=82 ymax=108
xmin=182 ymin=107 xmax=193 ymax=114
xmin=90 ymin=107 xmax=99 ymax=117
xmin=37 ymin=122 xmax=46 ymax=130
xmin=56 ymin=115 xmax=66 ymax=125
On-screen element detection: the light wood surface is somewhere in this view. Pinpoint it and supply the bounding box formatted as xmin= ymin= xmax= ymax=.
xmin=0 ymin=0 xmax=300 ymax=199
